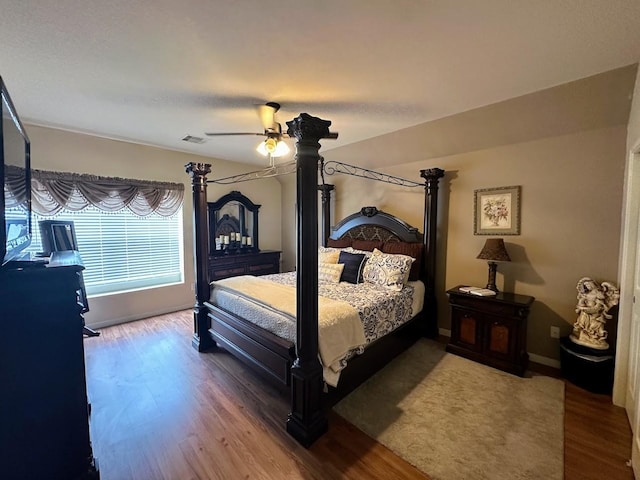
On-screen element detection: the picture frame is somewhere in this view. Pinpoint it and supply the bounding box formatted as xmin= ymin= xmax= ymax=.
xmin=474 ymin=185 xmax=521 ymax=235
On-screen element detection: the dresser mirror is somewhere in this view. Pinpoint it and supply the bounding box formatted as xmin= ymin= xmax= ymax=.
xmin=208 ymin=191 xmax=260 ymax=255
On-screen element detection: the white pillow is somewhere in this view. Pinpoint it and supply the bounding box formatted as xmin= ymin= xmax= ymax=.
xmin=318 ymin=246 xmax=341 ymax=264
xmin=362 ymin=248 xmax=414 ymax=291
xmin=318 ymin=262 xmax=345 ymax=283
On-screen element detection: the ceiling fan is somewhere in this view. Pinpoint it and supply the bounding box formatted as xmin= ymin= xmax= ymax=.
xmin=205 ymin=101 xmax=290 ymax=158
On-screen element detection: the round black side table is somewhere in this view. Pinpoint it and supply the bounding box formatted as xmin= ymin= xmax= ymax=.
xmin=559 ymin=336 xmax=615 ymax=394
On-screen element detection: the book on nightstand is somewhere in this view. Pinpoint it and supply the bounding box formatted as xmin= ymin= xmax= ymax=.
xmin=458 ymin=286 xmax=496 ymax=296
xmin=469 ymin=288 xmax=497 ymax=296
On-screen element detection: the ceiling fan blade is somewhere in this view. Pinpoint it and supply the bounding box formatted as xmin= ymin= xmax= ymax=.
xmin=257 ymin=102 xmax=280 ymax=131
xmin=204 ymin=132 xmax=265 ymax=137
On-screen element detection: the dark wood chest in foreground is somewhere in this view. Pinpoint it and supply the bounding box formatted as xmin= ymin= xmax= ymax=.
xmin=446 ymin=286 xmax=535 ymax=376
xmin=0 ymin=256 xmax=99 ymax=479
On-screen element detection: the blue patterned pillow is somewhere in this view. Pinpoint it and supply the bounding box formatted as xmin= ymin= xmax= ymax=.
xmin=338 ymin=251 xmax=367 ymax=284
xmin=362 ymin=248 xmax=414 ymax=291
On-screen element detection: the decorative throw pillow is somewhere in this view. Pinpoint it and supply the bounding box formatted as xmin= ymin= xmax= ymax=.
xmin=382 ymin=241 xmax=423 ymax=281
xmin=362 ymin=248 xmax=414 ymax=291
xmin=318 ymin=246 xmax=340 ymax=264
xmin=318 ymin=262 xmax=345 ymax=283
xmin=344 ymin=246 xmax=374 ymax=257
xmin=327 ymin=237 xmax=352 ymax=248
xmin=351 ymin=239 xmax=383 ymax=252
xmin=338 ymin=251 xmax=367 ymax=284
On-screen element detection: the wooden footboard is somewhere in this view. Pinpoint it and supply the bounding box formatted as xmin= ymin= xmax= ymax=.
xmin=204 ymin=300 xmax=424 ymax=405
xmin=204 ymin=302 xmax=295 ymax=388
xmin=324 ymin=314 xmax=423 ymax=406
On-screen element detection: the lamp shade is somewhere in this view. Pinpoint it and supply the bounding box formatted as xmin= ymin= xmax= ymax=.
xmin=476 ymin=238 xmax=511 ymax=262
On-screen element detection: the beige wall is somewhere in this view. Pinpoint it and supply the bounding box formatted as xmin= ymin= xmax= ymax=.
xmin=280 ymin=125 xmax=626 ymax=362
xmin=25 ymin=125 xmax=281 ymax=328
xmin=279 ymin=174 xmax=297 ymax=272
xmin=277 ymin=68 xmax=634 ymax=364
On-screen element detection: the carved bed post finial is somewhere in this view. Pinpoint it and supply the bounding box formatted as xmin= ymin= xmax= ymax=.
xmin=360 ymin=206 xmax=379 ymax=217
xmin=185 ymin=162 xmax=215 ymax=352
xmin=285 ymin=113 xmax=332 ymax=446
xmin=317 ymin=184 xmax=334 ymax=247
xmin=420 ymin=168 xmax=445 ymax=338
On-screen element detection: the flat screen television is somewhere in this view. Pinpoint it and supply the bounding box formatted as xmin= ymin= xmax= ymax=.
xmin=1 ymin=76 xmax=31 ymax=266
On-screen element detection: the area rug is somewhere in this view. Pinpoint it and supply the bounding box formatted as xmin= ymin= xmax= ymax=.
xmin=333 ymin=339 xmax=564 ymax=480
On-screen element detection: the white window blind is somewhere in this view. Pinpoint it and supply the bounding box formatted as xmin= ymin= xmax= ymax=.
xmin=20 ymin=205 xmax=184 ymax=296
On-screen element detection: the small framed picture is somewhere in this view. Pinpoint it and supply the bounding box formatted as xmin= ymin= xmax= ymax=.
xmin=474 ymin=186 xmax=521 ymax=235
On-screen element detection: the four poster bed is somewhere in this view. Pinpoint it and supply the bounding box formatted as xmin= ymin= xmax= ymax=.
xmin=186 ymin=113 xmax=444 ymax=447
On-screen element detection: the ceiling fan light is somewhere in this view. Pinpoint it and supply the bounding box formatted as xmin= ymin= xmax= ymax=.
xmin=256 ymin=138 xmax=274 ymax=156
xmin=265 ymin=137 xmax=278 ymax=154
xmin=256 ymin=137 xmax=289 ymax=157
xmin=273 ymin=140 xmax=290 ymax=157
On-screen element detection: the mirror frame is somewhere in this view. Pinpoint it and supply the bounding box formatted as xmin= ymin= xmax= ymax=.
xmin=208 ymin=191 xmax=260 ymax=255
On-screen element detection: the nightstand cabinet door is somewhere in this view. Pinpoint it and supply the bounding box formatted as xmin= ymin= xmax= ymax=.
xmin=446 ymin=287 xmax=534 ymax=377
xmin=485 ymin=317 xmax=517 ymax=362
xmin=450 ymin=307 xmax=483 ymax=352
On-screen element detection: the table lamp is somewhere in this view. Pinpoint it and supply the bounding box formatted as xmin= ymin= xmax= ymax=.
xmin=476 ymin=238 xmax=511 ymax=292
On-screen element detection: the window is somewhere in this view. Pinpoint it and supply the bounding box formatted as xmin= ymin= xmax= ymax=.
xmin=21 ymin=206 xmax=184 ymax=296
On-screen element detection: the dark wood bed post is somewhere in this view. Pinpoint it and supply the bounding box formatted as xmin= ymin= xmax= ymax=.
xmin=285 ymin=113 xmax=334 ymax=447
xmin=318 ymin=183 xmax=334 ymax=247
xmin=185 ymin=162 xmax=215 ymax=352
xmin=420 ymin=168 xmax=445 ymax=338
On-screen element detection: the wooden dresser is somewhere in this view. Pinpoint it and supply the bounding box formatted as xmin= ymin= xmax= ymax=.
xmin=208 ymin=250 xmax=281 ymax=281
xmin=446 ymin=286 xmax=535 ymax=376
xmin=0 ymin=255 xmax=99 ymax=479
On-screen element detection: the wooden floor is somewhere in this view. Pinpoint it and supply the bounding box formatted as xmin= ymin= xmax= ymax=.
xmin=84 ymin=310 xmax=635 ymax=480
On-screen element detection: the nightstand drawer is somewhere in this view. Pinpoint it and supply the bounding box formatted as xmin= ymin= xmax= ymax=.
xmin=450 ymin=295 xmax=521 ymax=318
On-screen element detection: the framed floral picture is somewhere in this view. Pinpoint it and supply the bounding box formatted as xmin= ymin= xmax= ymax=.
xmin=474 ymin=185 xmax=521 ymax=235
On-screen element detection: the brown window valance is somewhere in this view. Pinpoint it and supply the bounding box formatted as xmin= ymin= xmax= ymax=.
xmin=30 ymin=169 xmax=184 ymax=217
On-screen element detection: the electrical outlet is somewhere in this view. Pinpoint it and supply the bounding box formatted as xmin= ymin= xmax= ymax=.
xmin=190 ymin=282 xmax=195 ymax=291
xmin=550 ymin=326 xmax=560 ymax=339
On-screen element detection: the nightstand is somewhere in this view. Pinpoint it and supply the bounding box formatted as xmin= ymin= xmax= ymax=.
xmin=446 ymin=286 xmax=535 ymax=376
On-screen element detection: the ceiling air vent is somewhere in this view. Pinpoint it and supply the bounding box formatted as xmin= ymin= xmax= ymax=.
xmin=182 ymin=135 xmax=206 ymax=144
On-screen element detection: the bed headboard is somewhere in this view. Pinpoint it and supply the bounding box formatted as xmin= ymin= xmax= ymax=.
xmin=327 ymin=205 xmax=437 ymax=337
xmin=329 ymin=206 xmax=426 ymax=284
xmin=329 ymin=206 xmax=422 ymax=243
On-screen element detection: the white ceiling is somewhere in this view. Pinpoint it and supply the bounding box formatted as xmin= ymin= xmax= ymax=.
xmin=2 ymin=0 xmax=640 ymax=166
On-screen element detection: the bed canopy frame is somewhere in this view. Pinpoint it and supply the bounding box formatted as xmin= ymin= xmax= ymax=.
xmin=186 ymin=112 xmax=444 ymax=447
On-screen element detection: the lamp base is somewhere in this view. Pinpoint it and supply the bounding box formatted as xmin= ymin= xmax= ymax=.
xmin=486 ymin=261 xmax=499 ymax=292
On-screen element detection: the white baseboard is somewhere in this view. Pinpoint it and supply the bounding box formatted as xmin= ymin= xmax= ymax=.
xmin=438 ymin=328 xmax=561 ymax=369
xmin=439 ymin=327 xmax=452 ymax=337
xmin=85 ymin=303 xmax=193 ymax=330
xmin=528 ymin=353 xmax=561 ymax=369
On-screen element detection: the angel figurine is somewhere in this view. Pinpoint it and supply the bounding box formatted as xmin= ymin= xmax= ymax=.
xmin=570 ymin=277 xmax=620 ymax=350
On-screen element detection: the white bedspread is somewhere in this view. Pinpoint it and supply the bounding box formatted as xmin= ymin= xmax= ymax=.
xmin=210 ymin=275 xmax=366 ymax=386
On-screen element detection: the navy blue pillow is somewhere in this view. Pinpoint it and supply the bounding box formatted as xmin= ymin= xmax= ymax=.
xmin=338 ymin=251 xmax=367 ymax=284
